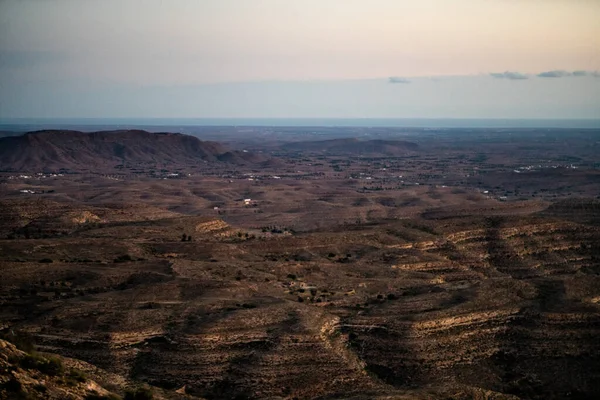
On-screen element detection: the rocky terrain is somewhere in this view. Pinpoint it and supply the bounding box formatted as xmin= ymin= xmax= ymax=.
xmin=0 ymin=336 xmax=195 ymax=399
xmin=1 ymin=197 xmax=599 ymax=399
xmin=1 ymin=127 xmax=600 ymax=399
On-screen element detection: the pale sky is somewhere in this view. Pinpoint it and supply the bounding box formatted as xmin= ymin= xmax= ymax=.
xmin=1 ymin=0 xmax=599 ymax=119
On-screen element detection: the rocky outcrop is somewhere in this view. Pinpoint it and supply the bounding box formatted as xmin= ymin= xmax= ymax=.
xmin=2 ymin=212 xmax=600 ymax=399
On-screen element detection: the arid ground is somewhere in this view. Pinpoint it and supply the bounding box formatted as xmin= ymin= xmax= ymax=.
xmin=1 ymin=127 xmax=600 ymax=399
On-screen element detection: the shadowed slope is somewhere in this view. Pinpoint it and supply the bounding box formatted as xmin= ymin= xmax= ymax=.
xmin=0 ymin=130 xmax=266 ymax=171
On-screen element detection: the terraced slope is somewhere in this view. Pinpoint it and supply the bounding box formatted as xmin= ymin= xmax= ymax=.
xmin=1 ymin=206 xmax=599 ymax=399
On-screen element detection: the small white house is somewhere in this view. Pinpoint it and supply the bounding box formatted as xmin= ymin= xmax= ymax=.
xmin=244 ymin=199 xmax=252 ymax=205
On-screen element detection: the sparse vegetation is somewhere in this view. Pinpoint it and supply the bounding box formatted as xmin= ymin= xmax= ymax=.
xmin=1 ymin=127 xmax=600 ymax=400
xmin=1 ymin=330 xmax=36 ymax=353
xmin=65 ymin=368 xmax=88 ymax=385
xmin=124 ymin=386 xmax=153 ymax=400
xmin=17 ymin=352 xmax=64 ymax=376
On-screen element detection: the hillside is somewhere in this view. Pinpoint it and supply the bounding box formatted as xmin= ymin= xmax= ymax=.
xmin=1 ymin=194 xmax=599 ymax=399
xmin=0 ymin=130 xmax=266 ymax=172
xmin=281 ymin=138 xmax=419 ymax=155
xmin=0 ymin=337 xmax=193 ymax=399
xmin=2 ymin=128 xmax=600 ymax=399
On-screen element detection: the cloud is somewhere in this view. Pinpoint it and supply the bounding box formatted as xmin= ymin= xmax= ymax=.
xmin=388 ymin=77 xmax=410 ymax=84
xmin=572 ymin=70 xmax=600 ymax=78
xmin=572 ymin=70 xmax=588 ymax=77
xmin=487 ymin=69 xmax=600 ymax=80
xmin=535 ymin=70 xmax=600 ymax=78
xmin=490 ymin=71 xmax=528 ymax=80
xmin=537 ymin=70 xmax=571 ymax=78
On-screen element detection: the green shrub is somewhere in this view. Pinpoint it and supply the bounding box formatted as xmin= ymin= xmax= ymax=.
xmin=19 ymin=352 xmax=64 ymax=376
xmin=65 ymin=368 xmax=87 ymax=385
xmin=124 ymin=386 xmax=153 ymax=400
xmin=0 ymin=330 xmax=36 ymax=353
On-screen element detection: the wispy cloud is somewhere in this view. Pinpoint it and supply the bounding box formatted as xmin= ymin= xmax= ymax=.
xmin=490 ymin=71 xmax=528 ymax=80
xmin=536 ymin=70 xmax=600 ymax=78
xmin=388 ymin=77 xmax=410 ymax=84
xmin=537 ymin=70 xmax=572 ymax=78
xmin=572 ymin=70 xmax=600 ymax=77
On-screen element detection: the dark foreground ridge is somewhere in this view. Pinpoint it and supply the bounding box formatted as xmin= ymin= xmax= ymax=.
xmin=0 ymin=130 xmax=267 ymax=172
xmin=1 ymin=197 xmax=600 ymax=399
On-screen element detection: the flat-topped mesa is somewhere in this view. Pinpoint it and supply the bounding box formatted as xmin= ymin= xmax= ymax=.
xmin=0 ymin=129 xmax=268 ymax=172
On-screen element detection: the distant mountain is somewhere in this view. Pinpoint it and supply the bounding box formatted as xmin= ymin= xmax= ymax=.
xmin=280 ymin=138 xmax=419 ymax=155
xmin=0 ymin=130 xmax=267 ymax=171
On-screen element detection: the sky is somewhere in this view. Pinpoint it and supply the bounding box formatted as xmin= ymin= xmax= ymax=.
xmin=1 ymin=0 xmax=599 ymax=119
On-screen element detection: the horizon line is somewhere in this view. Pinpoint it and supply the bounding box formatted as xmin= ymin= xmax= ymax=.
xmin=2 ymin=117 xmax=600 ymax=130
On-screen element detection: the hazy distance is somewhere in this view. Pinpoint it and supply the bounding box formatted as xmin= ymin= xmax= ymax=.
xmin=1 ymin=0 xmax=599 ymax=120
